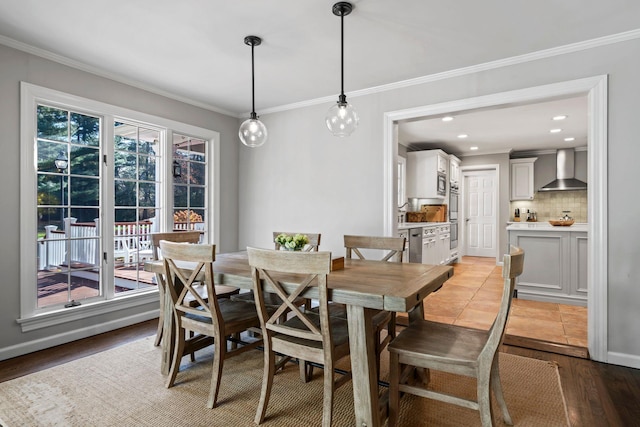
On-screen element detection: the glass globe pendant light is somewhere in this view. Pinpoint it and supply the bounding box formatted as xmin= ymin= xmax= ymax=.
xmin=239 ymin=35 xmax=268 ymax=148
xmin=326 ymin=2 xmax=359 ymax=137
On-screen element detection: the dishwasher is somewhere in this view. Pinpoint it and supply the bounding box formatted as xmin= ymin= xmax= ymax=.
xmin=408 ymin=227 xmax=423 ymax=263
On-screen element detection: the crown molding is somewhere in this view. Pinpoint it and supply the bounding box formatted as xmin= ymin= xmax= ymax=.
xmin=261 ymin=28 xmax=640 ymax=115
xmin=3 ymin=28 xmax=639 ymax=118
xmin=0 ymin=34 xmax=236 ymax=118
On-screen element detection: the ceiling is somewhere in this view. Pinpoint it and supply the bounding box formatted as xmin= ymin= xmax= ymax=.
xmin=397 ymin=95 xmax=588 ymax=156
xmin=0 ymin=2 xmax=636 ymax=155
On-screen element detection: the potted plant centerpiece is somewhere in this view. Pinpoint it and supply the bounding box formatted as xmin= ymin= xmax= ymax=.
xmin=275 ymin=233 xmax=309 ymax=251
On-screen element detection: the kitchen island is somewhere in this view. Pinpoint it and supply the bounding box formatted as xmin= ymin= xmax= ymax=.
xmin=507 ymin=222 xmax=587 ymax=306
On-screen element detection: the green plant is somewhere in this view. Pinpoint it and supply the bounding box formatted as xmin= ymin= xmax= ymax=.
xmin=275 ymin=233 xmax=309 ymax=251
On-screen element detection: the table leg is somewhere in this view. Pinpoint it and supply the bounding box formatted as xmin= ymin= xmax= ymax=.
xmin=347 ymin=305 xmax=380 ymax=427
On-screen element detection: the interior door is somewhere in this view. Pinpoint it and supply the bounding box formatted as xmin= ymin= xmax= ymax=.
xmin=463 ymin=170 xmax=497 ymax=257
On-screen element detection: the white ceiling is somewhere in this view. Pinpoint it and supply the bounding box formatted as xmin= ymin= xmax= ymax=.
xmin=0 ymin=1 xmax=636 ymax=154
xmin=398 ymin=95 xmax=588 ymax=156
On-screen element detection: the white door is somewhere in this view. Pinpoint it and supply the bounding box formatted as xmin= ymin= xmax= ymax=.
xmin=463 ymin=170 xmax=497 ymax=257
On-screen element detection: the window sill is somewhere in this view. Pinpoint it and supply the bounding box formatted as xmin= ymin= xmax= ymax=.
xmin=17 ymin=290 xmax=159 ymax=332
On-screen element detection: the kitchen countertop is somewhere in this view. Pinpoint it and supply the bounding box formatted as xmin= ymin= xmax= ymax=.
xmin=506 ymin=222 xmax=588 ymax=232
xmin=397 ymin=222 xmax=450 ymax=230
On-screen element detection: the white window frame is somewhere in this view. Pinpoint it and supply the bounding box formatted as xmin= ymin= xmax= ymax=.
xmin=18 ymin=82 xmax=220 ymax=331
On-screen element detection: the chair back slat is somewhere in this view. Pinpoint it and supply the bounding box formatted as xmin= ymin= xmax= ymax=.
xmin=344 ymin=235 xmax=406 ymax=262
xmin=151 ymin=231 xmax=201 ymax=260
xmin=273 ymin=232 xmax=321 ymax=252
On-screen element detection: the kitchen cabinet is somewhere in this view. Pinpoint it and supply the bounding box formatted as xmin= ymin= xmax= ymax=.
xmin=406 ymin=150 xmax=448 ymax=199
xmin=507 ymin=224 xmax=587 ymax=305
xmin=421 ymin=226 xmax=438 ymax=265
xmin=449 ymin=155 xmax=460 ymax=190
xmin=510 ymin=157 xmax=537 ymax=201
xmin=437 ymin=224 xmax=450 ymax=265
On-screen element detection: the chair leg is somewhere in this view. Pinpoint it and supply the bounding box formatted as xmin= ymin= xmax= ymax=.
xmin=207 ymin=332 xmax=225 ymax=409
xmin=166 ymin=323 xmax=185 ymax=388
xmin=189 ymin=330 xmax=196 ymax=362
xmin=490 ymin=354 xmax=513 ymax=425
xmin=154 ymin=279 xmax=165 ymax=347
xmin=322 ymin=358 xmax=335 ymax=427
xmin=388 ymin=351 xmax=400 ymax=427
xmin=255 ymin=341 xmax=275 ymax=424
xmin=299 ymin=359 xmax=313 ymax=383
xmin=477 ymin=367 xmax=494 ymax=427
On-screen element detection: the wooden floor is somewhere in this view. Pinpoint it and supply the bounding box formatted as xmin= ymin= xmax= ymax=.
xmin=1 ymin=319 xmax=639 ymax=426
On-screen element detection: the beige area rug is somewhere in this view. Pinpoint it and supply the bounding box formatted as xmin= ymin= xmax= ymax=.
xmin=0 ymin=337 xmax=569 ymax=426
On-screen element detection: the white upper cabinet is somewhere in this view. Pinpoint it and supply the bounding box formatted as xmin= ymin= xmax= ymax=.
xmin=510 ymin=157 xmax=537 ymax=200
xmin=406 ymin=150 xmax=448 ymax=199
xmin=449 ymin=155 xmax=460 ymax=190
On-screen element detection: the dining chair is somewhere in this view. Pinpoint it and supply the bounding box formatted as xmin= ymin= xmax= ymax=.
xmin=161 ymin=240 xmax=263 ymax=409
xmin=311 ymin=234 xmax=406 ymax=379
xmin=232 ymin=232 xmax=320 ymax=314
xmin=150 ymin=231 xmax=202 ymax=347
xmin=150 ymin=231 xmax=241 ymax=347
xmin=387 ymin=246 xmax=525 ymax=427
xmin=247 ymin=247 xmax=351 ymax=427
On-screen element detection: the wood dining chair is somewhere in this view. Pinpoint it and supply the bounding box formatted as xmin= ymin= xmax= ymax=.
xmin=150 ymin=231 xmax=240 ymax=347
xmin=310 ymin=234 xmax=406 ymax=379
xmin=247 ymin=247 xmax=351 ymax=427
xmin=387 ymin=246 xmax=525 ymax=427
xmin=232 ymin=231 xmax=321 ymax=313
xmin=161 ymin=241 xmax=263 ymax=409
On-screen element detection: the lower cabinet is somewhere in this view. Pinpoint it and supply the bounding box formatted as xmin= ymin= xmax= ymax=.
xmin=508 ymin=229 xmax=587 ymax=306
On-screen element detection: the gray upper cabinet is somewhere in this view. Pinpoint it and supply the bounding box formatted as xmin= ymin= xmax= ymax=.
xmin=510 ymin=157 xmax=537 ymax=201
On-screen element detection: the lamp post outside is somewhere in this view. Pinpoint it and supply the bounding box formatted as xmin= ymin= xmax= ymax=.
xmin=55 ymin=152 xmax=68 ymax=228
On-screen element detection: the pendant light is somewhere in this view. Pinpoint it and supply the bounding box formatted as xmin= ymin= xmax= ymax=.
xmin=239 ymin=35 xmax=268 ymax=148
xmin=325 ymin=1 xmax=359 ymax=137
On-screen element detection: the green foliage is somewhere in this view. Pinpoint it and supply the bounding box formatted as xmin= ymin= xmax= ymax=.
xmin=275 ymin=233 xmax=309 ymax=251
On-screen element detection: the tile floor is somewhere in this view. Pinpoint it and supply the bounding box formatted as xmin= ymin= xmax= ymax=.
xmin=420 ymin=256 xmax=588 ymax=348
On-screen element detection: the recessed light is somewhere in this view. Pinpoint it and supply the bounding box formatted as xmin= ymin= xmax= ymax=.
xmin=552 ymin=115 xmax=567 ymax=121
xmin=470 ymin=146 xmax=478 ymax=151
xmin=564 ymin=137 xmax=575 ymax=142
xmin=549 ymin=128 xmax=562 ymax=133
xmin=457 ymin=134 xmax=468 ymax=139
xmin=442 ymin=116 xmax=454 ymax=122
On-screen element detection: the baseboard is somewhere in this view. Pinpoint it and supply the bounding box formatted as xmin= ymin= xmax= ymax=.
xmin=0 ymin=310 xmax=158 ymax=362
xmin=503 ymin=334 xmax=589 ymax=359
xmin=607 ymin=351 xmax=640 ymax=369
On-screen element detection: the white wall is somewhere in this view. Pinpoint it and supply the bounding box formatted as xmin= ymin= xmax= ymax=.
xmin=240 ymin=38 xmax=640 ymax=366
xmin=0 ymin=43 xmax=240 ymax=357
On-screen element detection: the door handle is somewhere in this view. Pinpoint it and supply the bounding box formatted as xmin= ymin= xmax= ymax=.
xmin=465 ymin=218 xmax=470 ymax=222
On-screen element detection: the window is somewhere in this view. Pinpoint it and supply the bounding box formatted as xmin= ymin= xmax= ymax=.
xmin=172 ymin=134 xmax=208 ymax=240
xmin=19 ymin=83 xmax=220 ymax=330
xmin=397 ymin=156 xmax=407 ymax=207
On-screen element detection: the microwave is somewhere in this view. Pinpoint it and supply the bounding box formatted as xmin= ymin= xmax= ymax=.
xmin=437 ymin=172 xmax=446 ymax=197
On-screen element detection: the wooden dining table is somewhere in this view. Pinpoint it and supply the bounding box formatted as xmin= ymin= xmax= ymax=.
xmin=145 ymin=250 xmax=453 ymax=427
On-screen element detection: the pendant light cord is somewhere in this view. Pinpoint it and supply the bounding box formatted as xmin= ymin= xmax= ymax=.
xmin=251 ymin=42 xmax=257 ymax=119
xmin=340 ymin=11 xmax=345 ymax=99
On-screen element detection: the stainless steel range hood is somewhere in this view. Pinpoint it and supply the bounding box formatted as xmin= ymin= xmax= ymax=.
xmin=538 ymin=148 xmax=587 ymax=191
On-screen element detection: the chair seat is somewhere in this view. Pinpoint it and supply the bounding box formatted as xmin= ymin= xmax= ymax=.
xmin=184 ymin=298 xmax=260 ymax=326
xmin=310 ymin=302 xmax=391 ymax=327
xmin=231 ymin=290 xmax=305 ymax=309
xmin=275 ymin=312 xmax=350 ymax=349
xmin=388 ymin=319 xmax=489 ymax=367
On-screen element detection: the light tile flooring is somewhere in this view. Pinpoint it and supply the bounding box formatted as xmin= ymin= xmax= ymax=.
xmin=420 ymin=256 xmax=588 ymax=348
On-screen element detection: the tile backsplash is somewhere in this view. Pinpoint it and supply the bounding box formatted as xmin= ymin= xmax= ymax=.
xmin=510 ymin=190 xmax=587 ymax=222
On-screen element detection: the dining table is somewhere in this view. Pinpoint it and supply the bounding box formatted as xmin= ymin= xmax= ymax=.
xmin=144 ymin=250 xmax=453 ymax=427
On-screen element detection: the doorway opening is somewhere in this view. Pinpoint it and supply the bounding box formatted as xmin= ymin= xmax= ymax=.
xmin=383 ymin=75 xmax=608 ymax=362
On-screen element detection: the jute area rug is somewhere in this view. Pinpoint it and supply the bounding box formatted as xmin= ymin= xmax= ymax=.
xmin=0 ymin=336 xmax=569 ymax=426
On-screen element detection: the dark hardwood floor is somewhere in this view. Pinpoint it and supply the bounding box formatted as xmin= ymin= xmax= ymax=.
xmin=1 ymin=320 xmax=639 ymax=426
